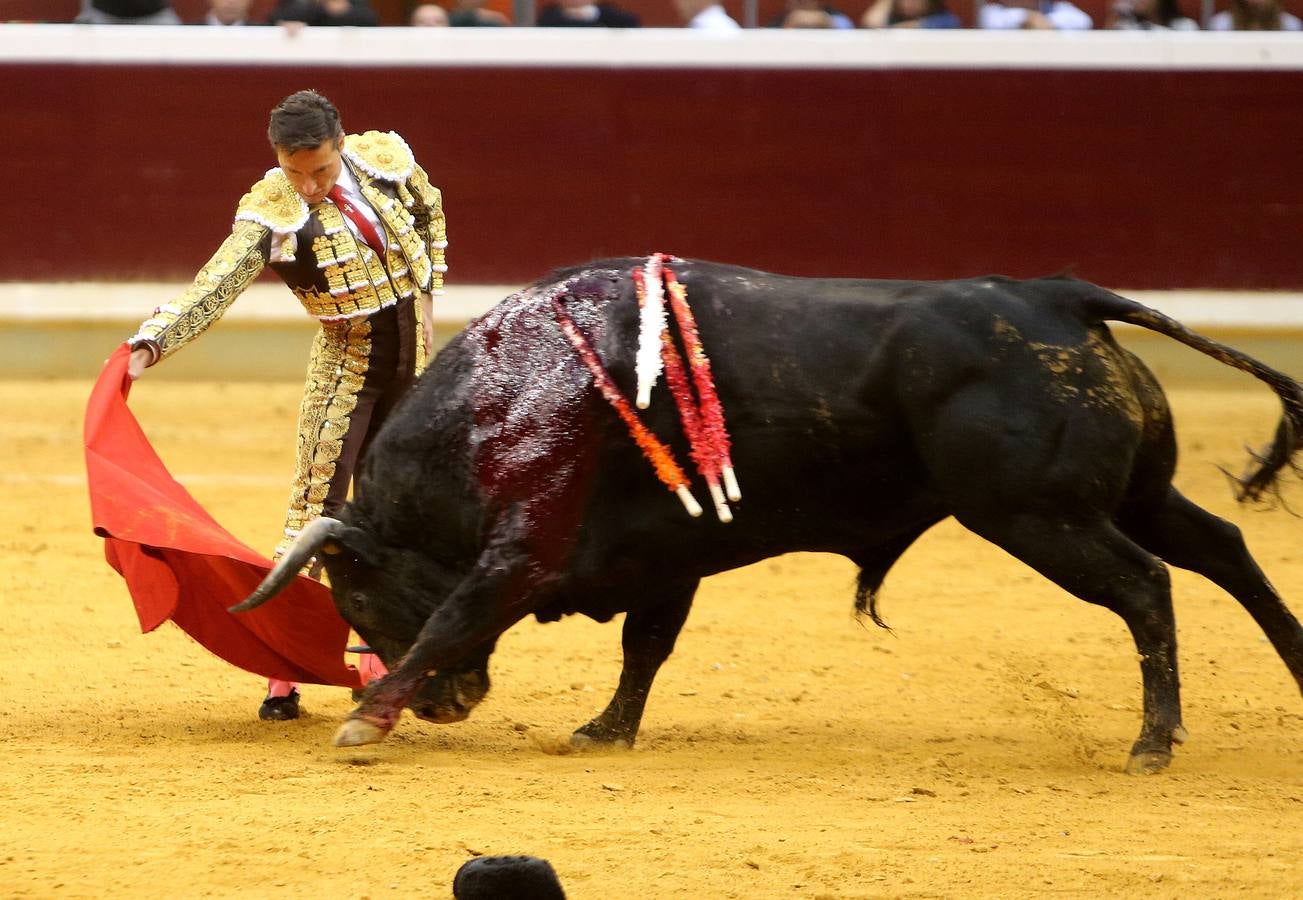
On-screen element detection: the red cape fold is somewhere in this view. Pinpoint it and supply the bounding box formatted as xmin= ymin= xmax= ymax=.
xmin=85 ymin=343 xmax=361 ymax=688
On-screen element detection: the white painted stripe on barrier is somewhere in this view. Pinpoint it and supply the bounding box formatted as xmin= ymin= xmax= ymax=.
xmin=1120 ymin=292 xmax=1303 ymax=328
xmin=1 ymin=25 xmax=1302 ymax=71
xmin=3 ymin=283 xmax=1298 ymax=328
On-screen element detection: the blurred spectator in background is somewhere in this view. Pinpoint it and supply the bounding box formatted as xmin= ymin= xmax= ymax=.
xmin=1107 ymin=0 xmax=1198 ymax=28
xmin=674 ymin=0 xmax=742 ymax=28
xmin=979 ymin=0 xmax=1092 ymax=28
xmin=268 ymin=0 xmax=379 ymax=25
xmin=1209 ymin=0 xmax=1301 ymax=28
xmin=538 ymin=0 xmax=641 ymax=26
xmin=411 ymin=3 xmax=450 ymax=24
xmin=770 ymin=0 xmax=855 ymax=27
xmin=782 ymin=7 xmax=836 ymax=24
xmin=76 ymin=0 xmax=181 ymax=23
xmin=861 ymin=0 xmax=960 ymax=27
xmin=199 ymin=0 xmax=257 ymax=24
xmin=448 ymin=0 xmax=511 ymax=25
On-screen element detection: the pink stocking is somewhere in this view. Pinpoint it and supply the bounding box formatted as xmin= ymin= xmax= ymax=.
xmin=266 ymin=678 xmax=298 ymax=698
xmin=357 ymin=653 xmax=388 ymax=685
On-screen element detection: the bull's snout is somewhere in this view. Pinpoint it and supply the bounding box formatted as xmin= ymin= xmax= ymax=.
xmin=408 ymin=669 xmax=491 ymax=724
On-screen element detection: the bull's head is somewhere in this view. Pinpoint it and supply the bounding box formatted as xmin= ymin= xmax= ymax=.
xmin=230 ymin=517 xmax=493 ymax=724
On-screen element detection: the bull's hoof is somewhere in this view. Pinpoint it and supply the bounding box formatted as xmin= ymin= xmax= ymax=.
xmin=1124 ymin=750 xmax=1172 ymax=775
xmin=333 ymin=718 xmax=388 ymax=748
xmin=569 ymin=729 xmax=632 ymax=751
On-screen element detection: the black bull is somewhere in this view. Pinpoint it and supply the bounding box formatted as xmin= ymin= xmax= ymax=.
xmin=234 ymin=259 xmax=1303 ymax=773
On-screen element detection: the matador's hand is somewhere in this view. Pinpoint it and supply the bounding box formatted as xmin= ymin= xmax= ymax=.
xmin=128 ymin=346 xmax=155 ymax=380
xmin=420 ymin=292 xmax=435 ymax=355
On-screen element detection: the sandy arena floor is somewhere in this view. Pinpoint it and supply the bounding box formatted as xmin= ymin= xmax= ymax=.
xmin=2 ymin=376 xmax=1300 ymax=898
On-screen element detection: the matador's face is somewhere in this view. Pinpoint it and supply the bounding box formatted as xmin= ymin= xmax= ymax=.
xmin=276 ymin=135 xmax=345 ymax=206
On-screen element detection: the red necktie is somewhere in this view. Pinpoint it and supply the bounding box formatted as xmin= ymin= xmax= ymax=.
xmin=327 ymin=184 xmax=387 ymax=260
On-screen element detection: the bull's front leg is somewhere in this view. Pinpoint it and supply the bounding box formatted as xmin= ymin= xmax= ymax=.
xmin=334 ymin=547 xmax=533 ymax=748
xmin=572 ymin=580 xmax=698 ymax=748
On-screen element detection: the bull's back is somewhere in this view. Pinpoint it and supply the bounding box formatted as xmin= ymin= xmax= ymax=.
xmin=587 ymin=268 xmax=1170 ymax=561
xmin=369 ymin=262 xmax=1172 ymax=589
xmin=551 ymin=264 xmax=979 ymax=585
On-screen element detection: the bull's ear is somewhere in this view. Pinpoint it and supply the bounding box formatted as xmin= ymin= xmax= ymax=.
xmin=325 ymin=525 xmax=383 ymax=567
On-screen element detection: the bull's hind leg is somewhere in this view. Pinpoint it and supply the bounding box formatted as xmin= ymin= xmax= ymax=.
xmin=571 ymin=579 xmax=698 ymax=748
xmin=963 ymin=513 xmax=1183 ymax=773
xmin=1120 ymin=488 xmax=1303 ymax=694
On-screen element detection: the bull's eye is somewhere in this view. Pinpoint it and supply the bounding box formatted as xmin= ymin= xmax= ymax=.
xmin=345 ymin=593 xmax=380 ymax=631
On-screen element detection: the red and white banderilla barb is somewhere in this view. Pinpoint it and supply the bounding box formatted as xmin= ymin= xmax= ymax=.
xmin=550 ymin=294 xmax=703 ymax=518
xmin=664 ymin=265 xmax=742 ymax=511
xmin=636 ymin=267 xmax=737 ymax=523
xmin=667 ymin=265 xmax=740 ymax=507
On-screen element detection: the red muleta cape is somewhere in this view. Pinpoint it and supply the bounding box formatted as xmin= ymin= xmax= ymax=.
xmin=84 ymin=343 xmax=361 ymax=688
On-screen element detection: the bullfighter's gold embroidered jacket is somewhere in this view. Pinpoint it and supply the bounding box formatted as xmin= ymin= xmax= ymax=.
xmin=130 ymin=131 xmax=447 ymax=359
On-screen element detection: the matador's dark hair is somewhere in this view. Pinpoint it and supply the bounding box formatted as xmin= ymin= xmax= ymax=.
xmin=268 ymin=90 xmax=343 ymax=153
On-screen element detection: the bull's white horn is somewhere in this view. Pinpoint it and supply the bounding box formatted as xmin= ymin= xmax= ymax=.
xmin=228 ymin=516 xmax=344 ymax=613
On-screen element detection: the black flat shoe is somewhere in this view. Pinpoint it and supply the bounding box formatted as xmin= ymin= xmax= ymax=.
xmin=259 ymin=688 xmax=301 ymax=721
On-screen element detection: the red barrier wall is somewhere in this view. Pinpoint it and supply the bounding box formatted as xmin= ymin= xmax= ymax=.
xmin=7 ymin=61 xmax=1302 ymax=289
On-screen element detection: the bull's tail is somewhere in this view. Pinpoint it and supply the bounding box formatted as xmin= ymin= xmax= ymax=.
xmin=1087 ymin=290 xmax=1303 ymax=503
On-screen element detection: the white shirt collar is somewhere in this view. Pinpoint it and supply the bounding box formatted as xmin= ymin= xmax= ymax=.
xmin=334 ymin=160 xmax=363 ymax=198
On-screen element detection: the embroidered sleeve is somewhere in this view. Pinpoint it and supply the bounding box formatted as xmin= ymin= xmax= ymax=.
xmin=129 ymin=220 xmax=270 ymax=360
xmin=407 ymin=161 xmax=447 ymax=295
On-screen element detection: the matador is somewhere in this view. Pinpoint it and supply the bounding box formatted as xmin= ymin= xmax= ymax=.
xmin=127 ymin=90 xmax=447 ymax=721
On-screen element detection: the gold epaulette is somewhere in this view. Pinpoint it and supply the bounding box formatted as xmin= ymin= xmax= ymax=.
xmin=344 ymin=131 xmax=415 ymax=183
xmin=234 ymin=169 xmax=309 ymax=233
